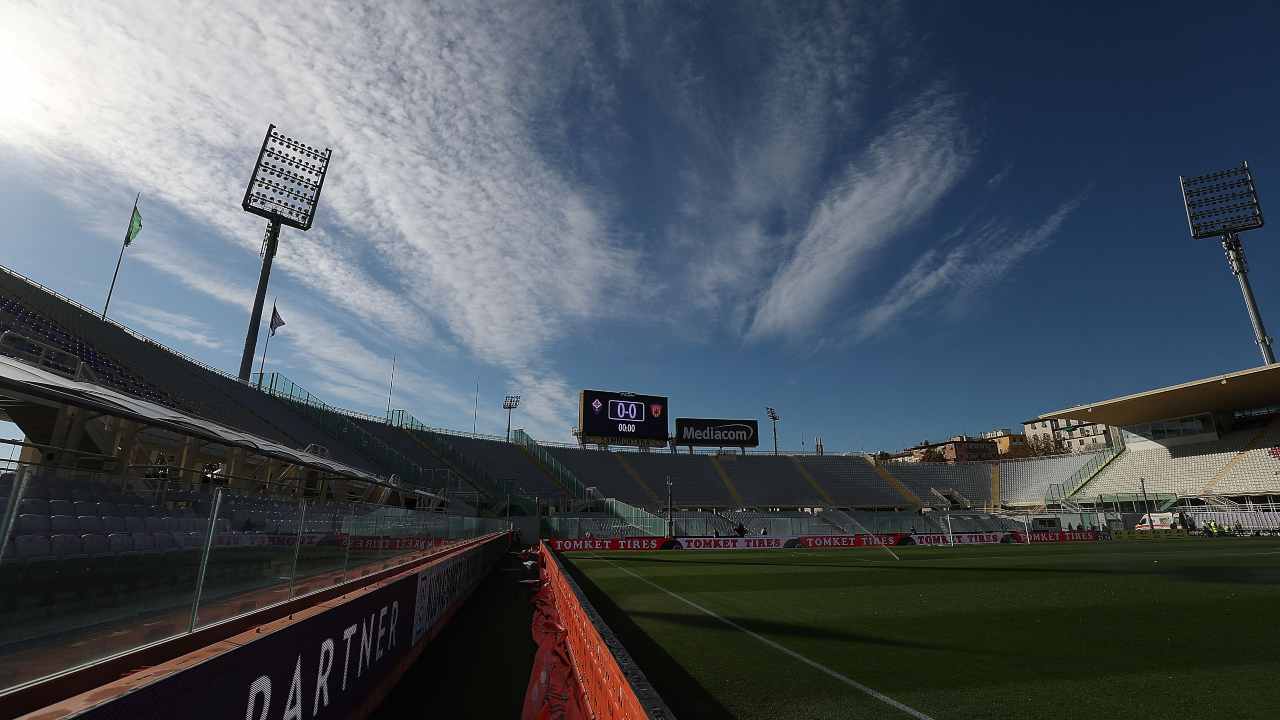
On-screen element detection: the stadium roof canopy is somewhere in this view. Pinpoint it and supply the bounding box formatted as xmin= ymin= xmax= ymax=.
xmin=0 ymin=354 xmax=423 ymax=492
xmin=1040 ymin=363 xmax=1280 ymax=427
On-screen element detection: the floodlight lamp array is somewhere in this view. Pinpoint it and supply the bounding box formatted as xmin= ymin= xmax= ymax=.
xmin=1179 ymin=162 xmax=1263 ymax=240
xmin=242 ymin=124 xmax=332 ymax=231
xmin=503 ymin=395 xmax=521 ymax=410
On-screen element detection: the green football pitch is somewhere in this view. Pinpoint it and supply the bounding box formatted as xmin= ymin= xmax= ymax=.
xmin=564 ymin=539 xmax=1280 ymax=720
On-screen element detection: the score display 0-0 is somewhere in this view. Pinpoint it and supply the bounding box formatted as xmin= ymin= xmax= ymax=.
xmin=578 ymin=389 xmax=669 ymax=441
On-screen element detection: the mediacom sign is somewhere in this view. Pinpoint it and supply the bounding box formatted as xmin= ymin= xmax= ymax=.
xmin=674 ymin=418 xmax=760 ymax=447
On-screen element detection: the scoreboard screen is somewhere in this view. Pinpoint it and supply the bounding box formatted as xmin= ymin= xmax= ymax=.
xmin=579 ymin=389 xmax=669 ymax=442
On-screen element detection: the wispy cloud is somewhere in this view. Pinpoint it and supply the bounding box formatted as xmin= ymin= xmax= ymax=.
xmin=115 ymin=302 xmax=225 ymax=350
xmin=747 ymin=89 xmax=972 ymax=339
xmin=986 ymin=161 xmax=1014 ymax=188
xmin=855 ymin=195 xmax=1087 ymax=339
xmin=0 ymin=0 xmax=631 ymax=439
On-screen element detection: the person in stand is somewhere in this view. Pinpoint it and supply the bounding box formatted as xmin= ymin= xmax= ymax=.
xmin=760 ymin=527 xmax=768 ymax=536
xmin=735 ymin=522 xmax=747 ymax=537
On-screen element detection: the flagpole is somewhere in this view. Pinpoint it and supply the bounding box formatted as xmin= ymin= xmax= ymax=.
xmin=256 ymin=298 xmax=276 ymax=388
xmin=102 ymin=192 xmax=140 ymax=320
xmin=385 ymin=355 xmax=397 ymax=420
xmin=473 ymin=379 xmax=478 ymax=434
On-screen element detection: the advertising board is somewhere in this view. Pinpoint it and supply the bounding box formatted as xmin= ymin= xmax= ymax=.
xmin=674 ymin=418 xmax=760 ymax=447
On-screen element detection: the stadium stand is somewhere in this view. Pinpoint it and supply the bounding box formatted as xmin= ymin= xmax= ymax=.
xmin=1078 ymin=418 xmax=1280 ymax=499
xmin=997 ymin=453 xmax=1101 ymax=506
xmin=886 ymin=461 xmax=993 ymax=508
xmin=799 ymin=455 xmax=905 ymax=507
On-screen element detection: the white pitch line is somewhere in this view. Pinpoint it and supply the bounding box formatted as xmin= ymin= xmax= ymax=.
xmin=599 ymin=558 xmax=936 ymax=720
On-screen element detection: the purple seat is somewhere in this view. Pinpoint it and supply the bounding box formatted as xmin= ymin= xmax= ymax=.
xmin=50 ymin=533 xmax=83 ymax=558
xmin=16 ymin=514 xmax=50 ymax=535
xmin=107 ymin=532 xmax=133 ymax=554
xmin=18 ymin=498 xmax=49 ymax=516
xmin=153 ymin=532 xmax=178 ymax=552
xmin=129 ymin=532 xmax=155 ymax=553
xmin=77 ymin=515 xmax=104 ymax=534
xmin=16 ymin=535 xmax=51 ymax=559
xmin=50 ymin=514 xmax=78 ymax=533
xmin=81 ymin=533 xmax=111 ymax=557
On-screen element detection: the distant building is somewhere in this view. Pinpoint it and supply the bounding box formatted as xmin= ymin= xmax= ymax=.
xmin=980 ymin=429 xmax=1029 ymax=457
xmin=1022 ymin=418 xmax=1112 ymax=453
xmin=903 ymin=436 xmax=999 ymax=463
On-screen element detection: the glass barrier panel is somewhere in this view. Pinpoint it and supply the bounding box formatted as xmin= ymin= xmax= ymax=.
xmin=194 ymin=491 xmax=305 ymax=629
xmin=289 ymin=500 xmax=356 ymax=598
xmin=0 ymin=468 xmax=198 ymax=692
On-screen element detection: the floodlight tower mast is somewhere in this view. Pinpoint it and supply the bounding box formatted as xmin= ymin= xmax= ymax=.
xmin=237 ymin=125 xmax=333 ymax=381
xmin=1179 ymin=161 xmax=1273 ymax=365
xmin=503 ymin=395 xmax=521 ymax=442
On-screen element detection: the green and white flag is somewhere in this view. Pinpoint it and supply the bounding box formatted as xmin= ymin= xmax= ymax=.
xmin=124 ymin=205 xmax=142 ymax=246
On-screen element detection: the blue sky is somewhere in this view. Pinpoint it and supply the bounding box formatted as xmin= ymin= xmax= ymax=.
xmin=2 ymin=1 xmax=1279 ymax=451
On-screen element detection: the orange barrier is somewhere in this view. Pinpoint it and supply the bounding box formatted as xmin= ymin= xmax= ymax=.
xmin=523 ymin=542 xmax=671 ymax=720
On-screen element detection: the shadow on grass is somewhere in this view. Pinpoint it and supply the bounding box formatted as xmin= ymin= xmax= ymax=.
xmin=626 ymin=609 xmax=993 ymax=655
xmin=563 ymin=560 xmax=735 ymax=720
xmin=592 ymin=554 xmax=1280 ymax=585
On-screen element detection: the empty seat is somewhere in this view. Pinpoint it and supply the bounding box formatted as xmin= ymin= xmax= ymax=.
xmin=102 ymin=515 xmax=125 ymax=533
xmin=16 ymin=534 xmax=51 ymax=559
xmin=49 ymin=499 xmax=74 ymax=516
xmin=129 ymin=532 xmax=155 ymax=553
xmin=125 ymin=517 xmax=146 ymax=533
xmin=153 ymin=532 xmax=178 ymax=552
xmin=50 ymin=533 xmax=83 ymax=558
xmin=18 ymin=498 xmax=49 ymax=516
xmin=77 ymin=515 xmax=104 ymax=534
xmin=107 ymin=532 xmax=133 ymax=554
xmin=50 ymin=514 xmax=78 ymax=532
xmin=97 ymin=502 xmax=117 ymax=516
xmin=81 ymin=533 xmax=111 ymax=557
xmin=73 ymin=500 xmax=98 ymax=515
xmin=16 ymin=514 xmax=51 ymax=535
xmin=144 ymin=517 xmax=166 ymax=533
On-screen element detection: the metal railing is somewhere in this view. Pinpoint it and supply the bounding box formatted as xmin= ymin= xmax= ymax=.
xmin=0 ymin=461 xmax=508 ymax=695
xmin=512 ymin=429 xmax=588 ymax=499
xmin=1062 ymin=435 xmax=1126 ymax=498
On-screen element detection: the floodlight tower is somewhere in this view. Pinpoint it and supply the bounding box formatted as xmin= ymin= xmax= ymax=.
xmin=1179 ymin=161 xmax=1273 ymax=365
xmin=503 ymin=395 xmax=521 ymax=442
xmin=237 ymin=125 xmax=333 ymax=381
xmin=766 ymin=406 xmax=780 ymax=456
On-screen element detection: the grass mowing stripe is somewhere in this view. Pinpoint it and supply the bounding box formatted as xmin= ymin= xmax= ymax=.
xmin=598 ymin=556 xmax=937 ymax=720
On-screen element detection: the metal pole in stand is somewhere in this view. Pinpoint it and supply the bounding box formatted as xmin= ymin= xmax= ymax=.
xmin=666 ymin=476 xmax=673 ymax=538
xmin=288 ymin=499 xmax=308 ymax=597
xmin=1140 ymin=478 xmax=1156 ymax=535
xmin=239 ymin=220 xmax=281 ymax=381
xmin=1222 ymin=233 xmax=1276 ymax=364
xmin=189 ymin=487 xmax=224 ymax=631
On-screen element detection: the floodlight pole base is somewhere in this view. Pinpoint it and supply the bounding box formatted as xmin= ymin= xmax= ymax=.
xmin=239 ymin=220 xmax=282 ymax=381
xmin=1222 ymin=234 xmax=1276 ymax=365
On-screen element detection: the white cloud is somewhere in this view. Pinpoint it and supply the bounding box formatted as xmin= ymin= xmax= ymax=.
xmin=855 ymin=195 xmax=1086 ymax=339
xmin=115 ymin=302 xmax=225 ymax=350
xmin=0 ymin=0 xmax=622 ymax=440
xmin=747 ymin=89 xmax=971 ymax=339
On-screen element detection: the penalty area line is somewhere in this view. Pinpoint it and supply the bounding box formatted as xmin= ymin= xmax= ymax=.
xmin=600 ymin=557 xmax=936 ymax=720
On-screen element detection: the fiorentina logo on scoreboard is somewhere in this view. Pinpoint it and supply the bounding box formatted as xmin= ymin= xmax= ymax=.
xmin=578 ymin=389 xmax=670 ymax=442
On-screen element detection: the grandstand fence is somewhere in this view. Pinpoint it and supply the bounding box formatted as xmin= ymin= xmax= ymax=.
xmin=0 ymin=461 xmax=508 ymax=694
